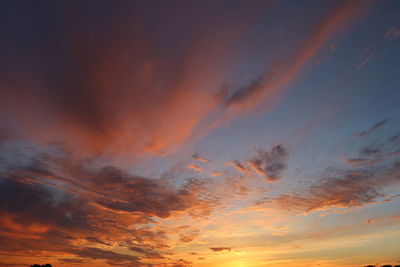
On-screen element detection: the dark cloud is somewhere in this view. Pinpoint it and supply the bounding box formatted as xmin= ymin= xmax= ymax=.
xmin=0 ymin=146 xmax=217 ymax=266
xmin=222 ymin=75 xmax=266 ymax=107
xmin=179 ymin=231 xmax=199 ymax=243
xmin=356 ymin=119 xmax=389 ymax=138
xmin=86 ymin=236 xmax=113 ymax=246
xmin=90 ymin=166 xmax=205 ymax=218
xmin=346 ymin=133 xmax=400 ymax=167
xmin=209 ymin=247 xmax=232 ymax=252
xmin=1 ymin=146 xmax=216 ymax=219
xmin=58 ymin=258 xmax=86 ymax=264
xmin=248 ymin=145 xmax=287 ymax=181
xmin=229 ymin=145 xmax=288 ymax=181
xmin=128 ymin=246 xmax=165 ymax=260
xmin=67 ymin=247 xmax=141 ymax=266
xmin=360 ymin=146 xmax=381 ymax=156
xmin=0 ymin=263 xmax=28 ymax=267
xmin=192 ymin=153 xmax=212 ymax=162
xmin=0 ymin=178 xmax=93 ymax=233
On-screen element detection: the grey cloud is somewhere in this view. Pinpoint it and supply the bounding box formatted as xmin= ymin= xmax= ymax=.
xmin=67 ymin=247 xmax=141 ymax=266
xmin=249 ymin=145 xmax=288 ymax=181
xmin=192 ymin=153 xmax=212 ymax=162
xmin=221 ymin=66 xmax=278 ymax=107
xmin=356 ymin=119 xmax=389 ymax=138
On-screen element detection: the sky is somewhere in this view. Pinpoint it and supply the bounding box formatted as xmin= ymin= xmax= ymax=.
xmin=0 ymin=0 xmax=400 ymax=266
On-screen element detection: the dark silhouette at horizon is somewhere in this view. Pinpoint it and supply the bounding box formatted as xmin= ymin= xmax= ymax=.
xmin=31 ymin=264 xmax=52 ymax=267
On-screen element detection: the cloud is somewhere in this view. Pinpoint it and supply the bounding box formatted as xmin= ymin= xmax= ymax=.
xmin=128 ymin=246 xmax=165 ymax=260
xmin=221 ymin=0 xmax=370 ymax=111
xmin=0 ymin=146 xmax=219 ymax=266
xmin=192 ymin=153 xmax=212 ymax=163
xmin=0 ymin=177 xmax=129 ymax=266
xmin=209 ymin=247 xmax=232 ymax=252
xmin=0 ymin=179 xmax=93 ymax=236
xmin=248 ymin=145 xmax=288 ymax=181
xmin=0 ymin=1 xmax=258 ymax=159
xmin=385 ymin=26 xmax=400 ymax=41
xmin=255 ymin=132 xmax=400 ymax=213
xmin=179 ymin=231 xmax=199 ymax=243
xmin=344 ymin=157 xmax=370 ymax=167
xmin=228 ymin=145 xmax=288 ymax=181
xmin=356 ymin=119 xmax=389 ymax=138
xmin=364 ymin=213 xmax=400 ymax=225
xmin=345 ymin=132 xmax=400 ymax=167
xmin=258 ymin=157 xmax=400 ymax=214
xmin=229 ymin=161 xmax=250 ymax=174
xmin=187 ymin=164 xmax=204 ymax=172
xmin=355 ymin=48 xmax=375 ymax=70
xmin=223 ymin=70 xmax=277 ymax=107
xmin=261 ymin=170 xmax=383 ymax=213
xmin=58 ymin=258 xmax=86 ymax=264
xmin=67 ymin=247 xmax=141 ymax=266
xmin=88 ymin=167 xmax=210 ymax=218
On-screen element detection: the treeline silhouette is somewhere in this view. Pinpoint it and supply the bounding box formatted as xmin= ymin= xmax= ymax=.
xmin=30 ymin=265 xmax=51 ymax=267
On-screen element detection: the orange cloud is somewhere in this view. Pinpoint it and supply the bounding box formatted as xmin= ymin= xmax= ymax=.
xmin=210 ymin=171 xmax=223 ymax=177
xmin=229 ymin=161 xmax=250 ymax=173
xmin=0 ymin=3 xmax=259 ymax=163
xmin=258 ymin=161 xmax=400 ymax=213
xmin=187 ymin=164 xmax=204 ymax=172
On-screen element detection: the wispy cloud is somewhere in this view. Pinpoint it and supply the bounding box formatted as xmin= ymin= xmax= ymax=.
xmin=209 ymin=247 xmax=232 ymax=252
xmin=355 ymin=119 xmax=389 ymax=138
xmin=385 ymin=26 xmax=400 ymax=41
xmin=192 ymin=153 xmax=212 ymax=163
xmin=229 ymin=161 xmax=251 ymax=174
xmin=187 ymin=164 xmax=204 ymax=172
xmin=221 ymin=0 xmax=371 ymax=112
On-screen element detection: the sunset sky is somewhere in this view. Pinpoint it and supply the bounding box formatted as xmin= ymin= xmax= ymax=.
xmin=1 ymin=1 xmax=400 ymax=266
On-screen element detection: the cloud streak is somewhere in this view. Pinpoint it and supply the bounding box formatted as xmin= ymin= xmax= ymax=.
xmin=356 ymin=119 xmax=389 ymax=138
xmin=192 ymin=153 xmax=212 ymax=163
xmin=222 ymin=0 xmax=370 ymax=112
